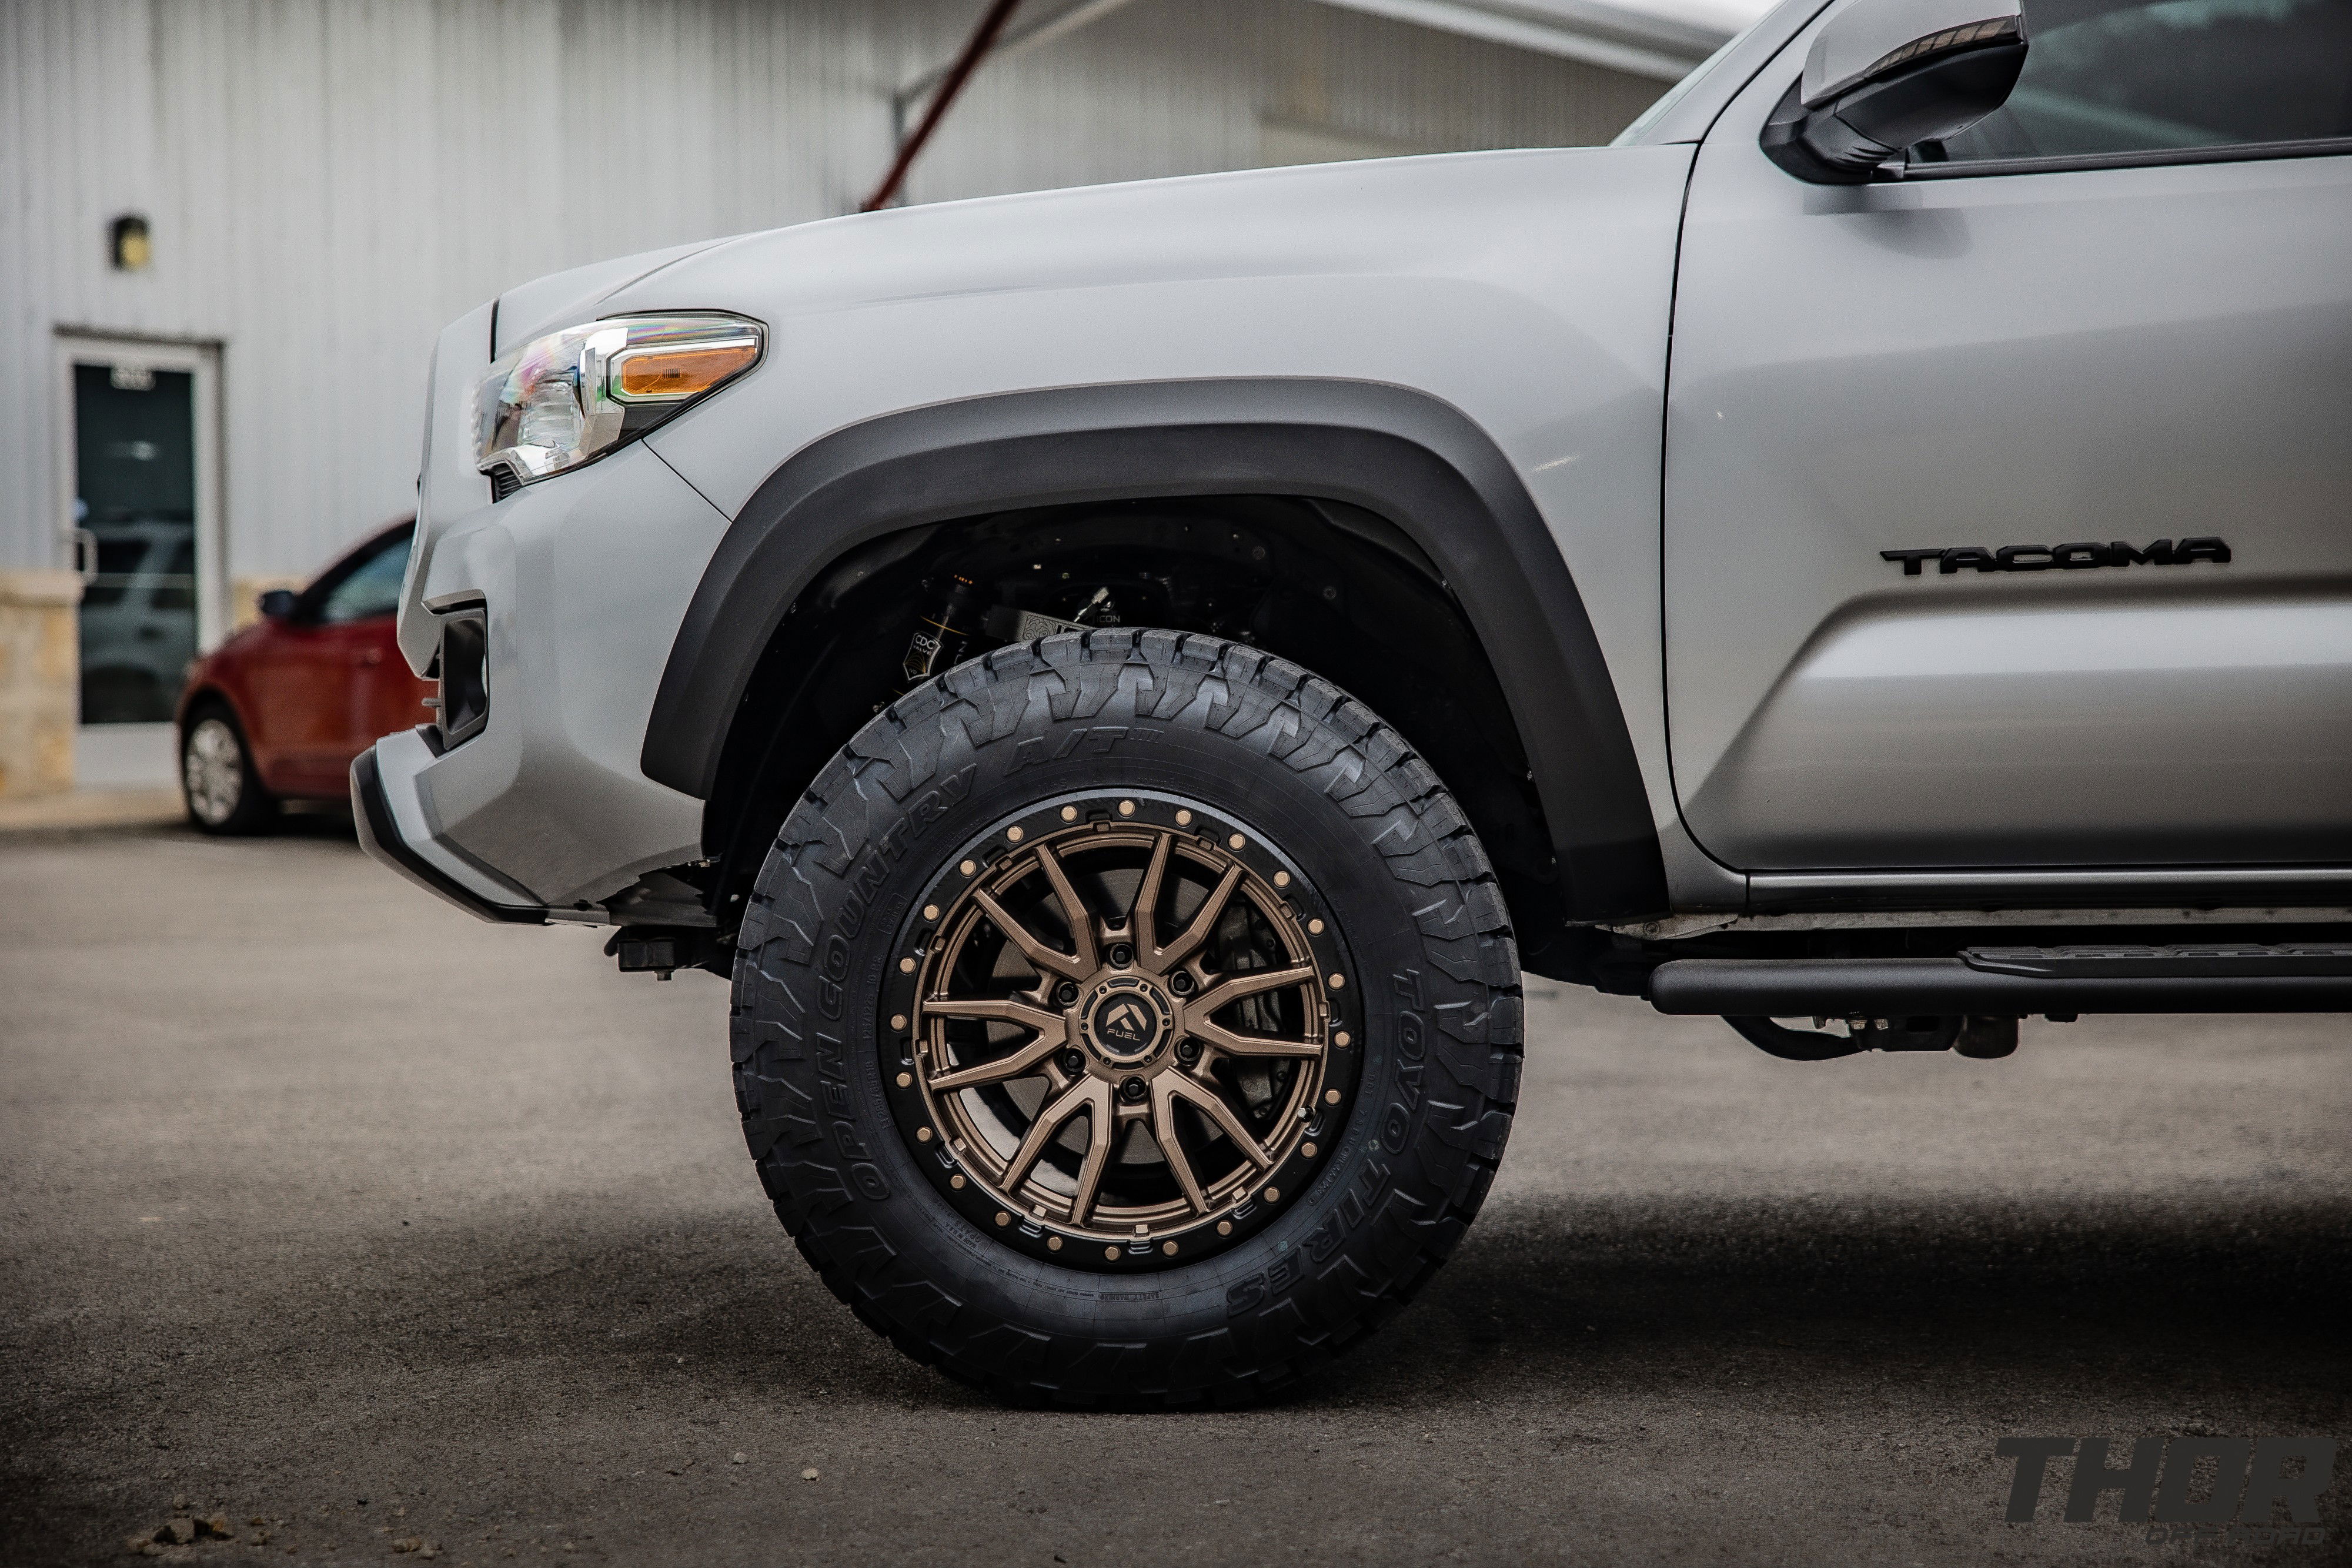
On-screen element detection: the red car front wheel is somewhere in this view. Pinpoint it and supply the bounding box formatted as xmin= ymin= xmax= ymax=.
xmin=181 ymin=708 xmax=279 ymax=835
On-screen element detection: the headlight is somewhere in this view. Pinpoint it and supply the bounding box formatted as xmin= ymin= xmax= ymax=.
xmin=474 ymin=313 xmax=764 ymax=489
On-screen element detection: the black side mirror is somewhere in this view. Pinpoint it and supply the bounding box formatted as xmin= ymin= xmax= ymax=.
xmin=1763 ymin=0 xmax=2026 ymax=184
xmin=258 ymin=589 xmax=296 ymax=620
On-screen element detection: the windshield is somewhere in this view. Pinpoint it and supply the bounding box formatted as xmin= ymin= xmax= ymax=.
xmin=1613 ymin=0 xmax=1834 ymax=145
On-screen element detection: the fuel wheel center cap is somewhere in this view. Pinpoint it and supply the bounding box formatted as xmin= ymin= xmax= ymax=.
xmin=1080 ymin=977 xmax=1170 ymax=1065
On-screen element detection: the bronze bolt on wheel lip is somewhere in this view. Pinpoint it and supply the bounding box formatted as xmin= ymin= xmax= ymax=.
xmin=880 ymin=790 xmax=1360 ymax=1271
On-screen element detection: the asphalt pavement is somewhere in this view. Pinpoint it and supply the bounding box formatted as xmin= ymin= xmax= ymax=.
xmin=4 ymin=822 xmax=2346 ymax=1566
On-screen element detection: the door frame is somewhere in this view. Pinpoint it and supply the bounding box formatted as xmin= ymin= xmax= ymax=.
xmin=52 ymin=332 xmax=228 ymax=655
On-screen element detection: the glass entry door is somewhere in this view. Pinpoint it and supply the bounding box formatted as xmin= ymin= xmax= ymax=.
xmin=58 ymin=337 xmax=223 ymax=748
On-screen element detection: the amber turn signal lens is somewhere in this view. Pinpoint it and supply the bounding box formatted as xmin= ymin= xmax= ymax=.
xmin=612 ymin=340 xmax=759 ymax=400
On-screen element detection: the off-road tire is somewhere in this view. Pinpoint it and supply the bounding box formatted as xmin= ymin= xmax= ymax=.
xmin=729 ymin=630 xmax=1521 ymax=1406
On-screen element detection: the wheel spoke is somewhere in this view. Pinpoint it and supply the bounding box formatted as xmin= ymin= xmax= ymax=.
xmin=1030 ymin=842 xmax=1098 ymax=974
xmin=971 ymin=887 xmax=1090 ymax=981
xmin=1188 ymin=962 xmax=1316 ymax=1019
xmin=1066 ymin=1084 xmax=1117 ymax=1225
xmin=1003 ymin=1076 xmax=1108 ymax=1198
xmin=1150 ymin=1084 xmax=1210 ymax=1212
xmin=1149 ymin=860 xmax=1244 ymax=973
xmin=1164 ymin=1072 xmax=1272 ymax=1169
xmin=926 ymin=1022 xmax=1068 ymax=1092
xmin=1190 ymin=1019 xmax=1322 ymax=1059
xmin=1130 ymin=831 xmax=1174 ymax=965
xmin=920 ymin=996 xmax=1065 ymax=1033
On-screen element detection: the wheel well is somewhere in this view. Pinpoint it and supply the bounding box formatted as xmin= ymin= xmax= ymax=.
xmin=699 ymin=495 xmax=1583 ymax=974
xmin=175 ymin=687 xmax=235 ymax=733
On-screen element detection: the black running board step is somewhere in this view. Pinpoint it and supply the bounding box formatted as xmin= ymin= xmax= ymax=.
xmin=1961 ymin=942 xmax=2352 ymax=978
xmin=1650 ymin=944 xmax=2352 ymax=1016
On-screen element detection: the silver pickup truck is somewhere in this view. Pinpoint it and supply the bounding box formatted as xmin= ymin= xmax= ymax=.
xmin=357 ymin=0 xmax=2352 ymax=1405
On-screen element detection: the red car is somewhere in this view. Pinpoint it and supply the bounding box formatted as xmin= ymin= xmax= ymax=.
xmin=175 ymin=519 xmax=432 ymax=833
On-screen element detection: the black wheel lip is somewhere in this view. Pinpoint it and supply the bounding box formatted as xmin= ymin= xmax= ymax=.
xmin=878 ymin=785 xmax=1363 ymax=1275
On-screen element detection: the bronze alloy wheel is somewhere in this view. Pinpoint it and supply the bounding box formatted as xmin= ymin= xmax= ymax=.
xmin=880 ymin=791 xmax=1359 ymax=1269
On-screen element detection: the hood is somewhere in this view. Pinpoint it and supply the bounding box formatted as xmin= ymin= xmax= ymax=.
xmin=590 ymin=143 xmax=1665 ymax=342
xmin=492 ymin=238 xmax=729 ymax=360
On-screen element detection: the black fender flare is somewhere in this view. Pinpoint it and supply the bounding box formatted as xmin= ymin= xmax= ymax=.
xmin=640 ymin=377 xmax=1666 ymax=921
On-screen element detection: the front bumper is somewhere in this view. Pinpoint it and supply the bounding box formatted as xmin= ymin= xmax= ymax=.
xmin=352 ymin=730 xmax=546 ymax=924
xmin=391 ymin=432 xmax=724 ymax=910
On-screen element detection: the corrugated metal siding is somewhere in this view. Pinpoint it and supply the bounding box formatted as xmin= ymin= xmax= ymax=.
xmin=0 ymin=0 xmax=1661 ymax=587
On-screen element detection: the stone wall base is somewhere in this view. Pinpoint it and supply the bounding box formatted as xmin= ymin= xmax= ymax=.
xmin=0 ymin=570 xmax=83 ymax=800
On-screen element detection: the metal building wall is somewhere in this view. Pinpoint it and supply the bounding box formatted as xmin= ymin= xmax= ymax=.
xmin=0 ymin=0 xmax=1659 ymax=591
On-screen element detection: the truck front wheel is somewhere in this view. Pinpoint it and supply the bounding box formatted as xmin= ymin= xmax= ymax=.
xmin=729 ymin=630 xmax=1522 ymax=1406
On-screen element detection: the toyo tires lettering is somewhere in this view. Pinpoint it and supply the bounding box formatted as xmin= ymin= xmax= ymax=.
xmin=1224 ymin=1254 xmax=1297 ymax=1315
xmin=816 ymin=1029 xmax=892 ymax=1200
xmin=833 ymin=765 xmax=978 ymax=940
xmin=1382 ymin=967 xmax=1426 ymax=1154
xmin=817 ymin=933 xmax=851 ymax=1019
xmin=1381 ymin=1104 xmax=1411 ymax=1154
xmin=816 ymin=767 xmax=975 ymax=1188
xmin=1305 ymin=1156 xmax=1390 ymax=1264
xmin=1227 ymin=1156 xmax=1393 ymax=1315
xmin=1007 ymin=724 xmax=1163 ymax=772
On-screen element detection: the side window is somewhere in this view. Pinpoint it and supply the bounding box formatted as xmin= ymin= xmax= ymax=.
xmin=318 ymin=534 xmax=413 ymax=624
xmin=1917 ymin=0 xmax=2352 ymax=165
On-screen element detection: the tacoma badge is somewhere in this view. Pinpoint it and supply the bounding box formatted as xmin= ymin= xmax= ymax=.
xmin=1880 ymin=538 xmax=2231 ymax=576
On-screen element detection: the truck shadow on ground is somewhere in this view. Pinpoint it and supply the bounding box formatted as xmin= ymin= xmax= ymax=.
xmin=1364 ymin=1193 xmax=2348 ymax=1408
xmin=16 ymin=1189 xmax=2346 ymax=1564
xmin=383 ymin=1191 xmax=2350 ymax=1419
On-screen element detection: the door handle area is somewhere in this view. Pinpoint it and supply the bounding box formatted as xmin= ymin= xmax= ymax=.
xmin=355 ymin=648 xmax=383 ymax=666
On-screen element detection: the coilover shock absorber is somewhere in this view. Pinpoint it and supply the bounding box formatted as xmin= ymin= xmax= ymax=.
xmin=903 ymin=575 xmax=989 ymax=688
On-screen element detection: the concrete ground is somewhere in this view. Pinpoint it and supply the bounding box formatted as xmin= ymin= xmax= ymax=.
xmin=3 ymin=824 xmax=2346 ymax=1567
xmin=0 ymin=787 xmax=182 ymax=834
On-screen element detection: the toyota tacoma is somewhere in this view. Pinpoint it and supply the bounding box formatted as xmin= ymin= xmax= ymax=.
xmin=356 ymin=0 xmax=2352 ymax=1405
